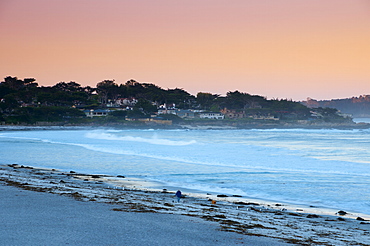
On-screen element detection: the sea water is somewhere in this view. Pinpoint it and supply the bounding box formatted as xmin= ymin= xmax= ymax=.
xmin=1 ymin=127 xmax=370 ymax=215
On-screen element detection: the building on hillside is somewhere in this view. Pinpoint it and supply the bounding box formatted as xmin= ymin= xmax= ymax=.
xmin=249 ymin=115 xmax=279 ymax=121
xmin=199 ymin=112 xmax=225 ymax=120
xmin=176 ymin=109 xmax=196 ymax=119
xmin=220 ymin=108 xmax=246 ymax=119
xmin=157 ymin=108 xmax=177 ymax=115
xmin=114 ymin=98 xmax=138 ymax=107
xmin=83 ymin=109 xmax=111 ymax=117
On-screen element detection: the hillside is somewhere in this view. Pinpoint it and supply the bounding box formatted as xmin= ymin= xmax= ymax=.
xmin=302 ymin=96 xmax=370 ymax=118
xmin=0 ymin=76 xmax=355 ymax=127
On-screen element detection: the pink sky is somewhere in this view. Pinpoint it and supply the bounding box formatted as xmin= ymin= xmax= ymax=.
xmin=1 ymin=0 xmax=369 ymax=100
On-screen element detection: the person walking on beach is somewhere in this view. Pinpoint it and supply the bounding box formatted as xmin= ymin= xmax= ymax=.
xmin=175 ymin=190 xmax=182 ymax=202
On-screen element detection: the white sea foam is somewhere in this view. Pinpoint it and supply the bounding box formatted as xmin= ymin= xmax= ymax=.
xmin=85 ymin=131 xmax=196 ymax=146
xmin=1 ymin=128 xmax=370 ymax=215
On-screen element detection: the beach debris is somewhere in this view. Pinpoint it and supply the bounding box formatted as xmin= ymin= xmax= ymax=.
xmin=234 ymin=201 xmax=260 ymax=206
xmin=1 ymin=164 xmax=370 ymax=246
xmin=211 ymin=200 xmax=217 ymax=205
xmin=307 ymin=214 xmax=320 ymax=218
xmin=337 ymin=210 xmax=347 ymax=216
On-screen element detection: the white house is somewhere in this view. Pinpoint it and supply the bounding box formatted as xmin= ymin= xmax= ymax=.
xmin=199 ymin=112 xmax=225 ymax=120
xmin=157 ymin=108 xmax=177 ymax=115
xmin=115 ymin=98 xmax=138 ymax=107
xmin=83 ymin=109 xmax=111 ymax=117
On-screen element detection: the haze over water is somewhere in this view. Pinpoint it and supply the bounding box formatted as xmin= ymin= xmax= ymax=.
xmin=1 ymin=127 xmax=370 ymax=215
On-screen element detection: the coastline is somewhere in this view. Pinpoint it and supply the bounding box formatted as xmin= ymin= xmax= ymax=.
xmin=1 ymin=164 xmax=369 ymax=245
xmin=1 ymin=119 xmax=370 ymax=131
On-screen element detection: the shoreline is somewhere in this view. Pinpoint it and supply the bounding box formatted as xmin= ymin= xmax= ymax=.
xmin=109 ymin=174 xmax=370 ymax=221
xmin=1 ymin=120 xmax=370 ymax=131
xmin=1 ymin=164 xmax=369 ymax=245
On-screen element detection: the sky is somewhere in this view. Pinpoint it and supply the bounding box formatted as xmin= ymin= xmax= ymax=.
xmin=1 ymin=0 xmax=369 ymax=101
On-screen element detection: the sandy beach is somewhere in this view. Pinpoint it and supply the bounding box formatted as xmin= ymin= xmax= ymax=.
xmin=1 ymin=164 xmax=369 ymax=245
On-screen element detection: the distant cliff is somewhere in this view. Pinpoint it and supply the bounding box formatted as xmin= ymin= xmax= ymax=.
xmin=302 ymin=95 xmax=370 ymax=118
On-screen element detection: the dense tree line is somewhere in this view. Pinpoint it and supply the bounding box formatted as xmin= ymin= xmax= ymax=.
xmin=0 ymin=76 xmax=349 ymax=124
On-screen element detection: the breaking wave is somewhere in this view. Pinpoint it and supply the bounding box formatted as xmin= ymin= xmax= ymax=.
xmin=85 ymin=131 xmax=196 ymax=146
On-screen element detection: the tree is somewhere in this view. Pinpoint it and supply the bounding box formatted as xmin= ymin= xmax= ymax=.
xmin=53 ymin=81 xmax=83 ymax=92
xmin=96 ymin=80 xmax=118 ymax=104
xmin=134 ymin=99 xmax=157 ymax=115
xmin=2 ymin=76 xmax=37 ymax=90
xmin=196 ymin=92 xmax=219 ymax=109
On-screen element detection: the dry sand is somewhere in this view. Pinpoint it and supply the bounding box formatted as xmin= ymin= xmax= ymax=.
xmin=1 ymin=164 xmax=369 ymax=245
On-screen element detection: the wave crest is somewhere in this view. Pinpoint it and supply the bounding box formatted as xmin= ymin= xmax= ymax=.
xmin=85 ymin=132 xmax=196 ymax=146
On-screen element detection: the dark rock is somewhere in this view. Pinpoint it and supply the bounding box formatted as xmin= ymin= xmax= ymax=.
xmin=307 ymin=214 xmax=320 ymax=218
xmin=70 ymin=171 xmax=76 ymax=174
xmin=337 ymin=217 xmax=346 ymax=221
xmin=356 ymin=217 xmax=365 ymax=221
xmin=275 ymin=204 xmax=283 ymax=206
xmin=232 ymin=195 xmax=242 ymax=197
xmin=60 ymin=180 xmax=66 ymax=183
xmin=288 ymin=213 xmax=302 ymax=217
xmin=117 ymin=175 xmax=125 ymax=178
xmin=217 ymin=194 xmax=228 ymax=198
xmin=337 ymin=210 xmax=347 ymax=216
xmin=235 ymin=201 xmax=260 ymax=206
xmin=214 ymin=214 xmax=226 ymax=219
xmin=91 ymin=175 xmax=100 ymax=178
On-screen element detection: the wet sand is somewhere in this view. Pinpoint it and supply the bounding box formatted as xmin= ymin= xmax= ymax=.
xmin=0 ymin=184 xmax=291 ymax=246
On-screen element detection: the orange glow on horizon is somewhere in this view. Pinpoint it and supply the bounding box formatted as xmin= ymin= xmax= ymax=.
xmin=1 ymin=0 xmax=369 ymax=100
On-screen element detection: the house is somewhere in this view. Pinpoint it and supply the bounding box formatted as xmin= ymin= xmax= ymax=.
xmin=199 ymin=112 xmax=225 ymax=120
xmin=83 ymin=109 xmax=110 ymax=117
xmin=220 ymin=108 xmax=246 ymax=119
xmin=249 ymin=115 xmax=279 ymax=121
xmin=115 ymin=98 xmax=138 ymax=107
xmin=176 ymin=109 xmax=195 ymax=119
xmin=157 ymin=108 xmax=177 ymax=115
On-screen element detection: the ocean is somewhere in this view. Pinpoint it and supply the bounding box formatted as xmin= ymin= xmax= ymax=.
xmin=1 ymin=126 xmax=370 ymax=216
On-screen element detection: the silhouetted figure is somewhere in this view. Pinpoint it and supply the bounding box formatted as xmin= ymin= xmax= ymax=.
xmin=175 ymin=190 xmax=182 ymax=202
